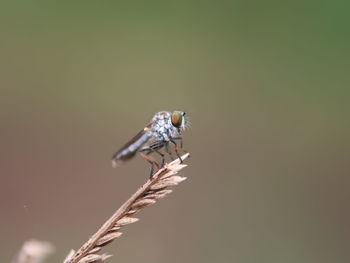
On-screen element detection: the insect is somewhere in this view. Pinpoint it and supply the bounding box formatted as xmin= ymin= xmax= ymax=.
xmin=112 ymin=111 xmax=188 ymax=176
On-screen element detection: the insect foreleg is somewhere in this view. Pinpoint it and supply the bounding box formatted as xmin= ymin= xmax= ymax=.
xmin=171 ymin=136 xmax=188 ymax=155
xmin=164 ymin=142 xmax=175 ymax=161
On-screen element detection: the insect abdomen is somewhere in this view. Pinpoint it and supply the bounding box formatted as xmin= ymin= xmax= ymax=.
xmin=112 ymin=130 xmax=152 ymax=167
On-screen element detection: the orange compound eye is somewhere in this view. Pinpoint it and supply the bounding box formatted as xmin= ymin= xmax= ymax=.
xmin=171 ymin=111 xmax=183 ymax=128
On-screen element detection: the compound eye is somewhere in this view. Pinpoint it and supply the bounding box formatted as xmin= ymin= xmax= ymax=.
xmin=171 ymin=111 xmax=183 ymax=128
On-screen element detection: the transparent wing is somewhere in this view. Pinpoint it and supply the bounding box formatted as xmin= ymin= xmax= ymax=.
xmin=112 ymin=126 xmax=153 ymax=167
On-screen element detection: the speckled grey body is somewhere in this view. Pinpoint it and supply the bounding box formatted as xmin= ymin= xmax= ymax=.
xmin=112 ymin=110 xmax=186 ymax=167
xmin=150 ymin=111 xmax=182 ymax=142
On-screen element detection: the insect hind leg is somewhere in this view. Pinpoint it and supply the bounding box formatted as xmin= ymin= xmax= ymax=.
xmin=140 ymin=153 xmax=160 ymax=178
xmin=139 ymin=140 xmax=167 ymax=174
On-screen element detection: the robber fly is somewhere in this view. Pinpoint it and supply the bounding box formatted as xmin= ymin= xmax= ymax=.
xmin=112 ymin=111 xmax=188 ymax=176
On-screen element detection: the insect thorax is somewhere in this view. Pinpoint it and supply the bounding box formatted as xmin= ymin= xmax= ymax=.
xmin=151 ymin=111 xmax=180 ymax=141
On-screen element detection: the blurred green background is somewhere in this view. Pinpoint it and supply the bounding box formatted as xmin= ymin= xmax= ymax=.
xmin=1 ymin=1 xmax=350 ymax=263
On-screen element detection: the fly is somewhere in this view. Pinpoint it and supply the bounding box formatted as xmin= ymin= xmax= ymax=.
xmin=112 ymin=111 xmax=188 ymax=176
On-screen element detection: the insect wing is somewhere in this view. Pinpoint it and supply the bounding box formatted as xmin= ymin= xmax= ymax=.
xmin=112 ymin=126 xmax=153 ymax=167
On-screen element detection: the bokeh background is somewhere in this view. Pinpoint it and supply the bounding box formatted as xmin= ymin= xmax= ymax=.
xmin=1 ymin=2 xmax=349 ymax=263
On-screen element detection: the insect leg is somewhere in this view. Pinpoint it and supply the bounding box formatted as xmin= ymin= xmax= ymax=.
xmin=170 ymin=139 xmax=183 ymax=163
xmin=164 ymin=141 xmax=175 ymax=161
xmin=140 ymin=140 xmax=166 ymax=167
xmin=140 ymin=153 xmax=159 ymax=178
xmin=172 ymin=136 xmax=188 ymax=155
xmin=150 ymin=142 xmax=166 ymax=167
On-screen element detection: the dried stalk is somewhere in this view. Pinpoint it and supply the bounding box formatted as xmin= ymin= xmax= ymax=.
xmin=64 ymin=153 xmax=190 ymax=263
xmin=12 ymin=239 xmax=54 ymax=263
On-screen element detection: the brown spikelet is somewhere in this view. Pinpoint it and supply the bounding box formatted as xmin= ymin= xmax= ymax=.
xmin=64 ymin=153 xmax=190 ymax=263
